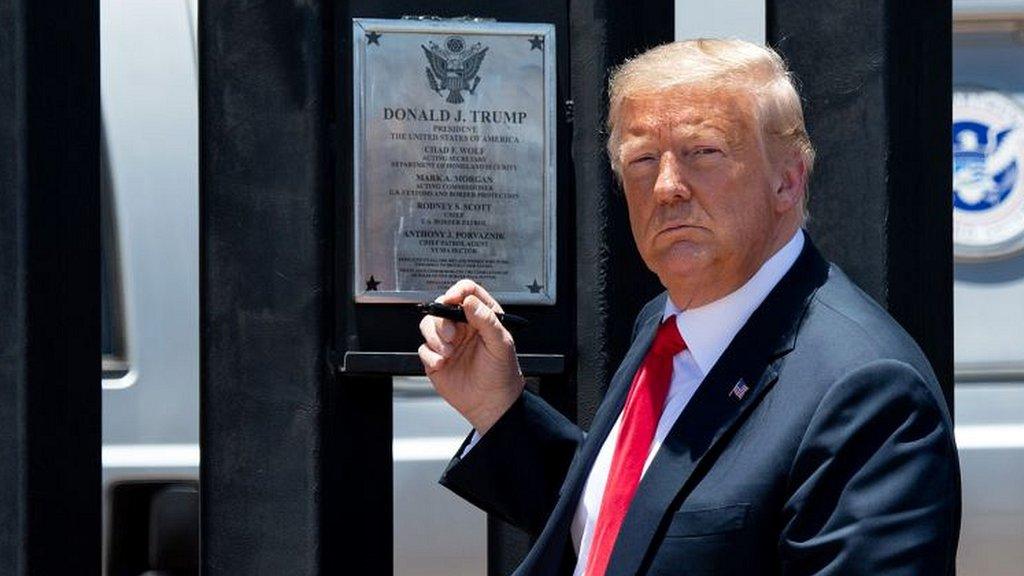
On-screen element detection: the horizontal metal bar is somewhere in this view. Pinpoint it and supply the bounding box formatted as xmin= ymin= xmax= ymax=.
xmin=340 ymin=351 xmax=565 ymax=376
xmin=956 ymin=362 xmax=1024 ymax=383
xmin=956 ymin=424 xmax=1024 ymax=449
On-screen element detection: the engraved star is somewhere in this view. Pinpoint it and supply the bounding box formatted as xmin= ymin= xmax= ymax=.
xmin=366 ymin=275 xmax=381 ymax=291
xmin=529 ymin=35 xmax=544 ymax=50
xmin=366 ymin=31 xmax=382 ymax=45
xmin=526 ymin=279 xmax=543 ymax=293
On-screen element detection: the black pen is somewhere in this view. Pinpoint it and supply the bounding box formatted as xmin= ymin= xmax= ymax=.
xmin=417 ymin=302 xmax=530 ymax=329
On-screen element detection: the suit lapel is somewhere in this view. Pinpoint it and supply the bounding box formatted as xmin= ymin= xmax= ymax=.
xmin=605 ymin=235 xmax=830 ymax=576
xmin=562 ymin=298 xmax=665 ymax=509
xmin=515 ymin=298 xmax=666 ymax=576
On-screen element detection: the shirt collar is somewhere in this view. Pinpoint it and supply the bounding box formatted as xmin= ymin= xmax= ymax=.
xmin=662 ymin=229 xmax=805 ymax=376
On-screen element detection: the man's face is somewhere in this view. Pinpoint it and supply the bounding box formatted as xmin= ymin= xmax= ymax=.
xmin=616 ymin=86 xmax=799 ymax=307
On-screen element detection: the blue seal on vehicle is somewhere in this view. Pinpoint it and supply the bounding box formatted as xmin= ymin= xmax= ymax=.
xmin=953 ymin=89 xmax=1024 ymax=260
xmin=953 ymin=121 xmax=1018 ymax=211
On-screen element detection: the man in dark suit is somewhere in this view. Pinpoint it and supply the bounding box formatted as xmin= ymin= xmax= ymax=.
xmin=418 ymin=39 xmax=960 ymax=575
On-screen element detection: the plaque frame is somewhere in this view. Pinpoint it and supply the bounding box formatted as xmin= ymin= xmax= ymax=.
xmin=351 ymin=18 xmax=557 ymax=305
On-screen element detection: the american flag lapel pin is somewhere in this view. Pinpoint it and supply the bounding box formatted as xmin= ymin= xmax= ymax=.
xmin=729 ymin=379 xmax=749 ymax=401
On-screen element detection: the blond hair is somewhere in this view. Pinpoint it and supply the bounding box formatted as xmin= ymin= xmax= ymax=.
xmin=606 ymin=39 xmax=815 ymax=201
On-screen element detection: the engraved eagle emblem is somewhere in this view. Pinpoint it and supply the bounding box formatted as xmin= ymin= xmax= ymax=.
xmin=422 ymin=36 xmax=488 ymax=104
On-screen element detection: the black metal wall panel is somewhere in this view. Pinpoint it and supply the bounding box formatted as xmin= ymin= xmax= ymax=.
xmin=0 ymin=0 xmax=101 ymax=573
xmin=200 ymin=1 xmax=327 ymax=574
xmin=329 ymin=3 xmax=577 ymax=575
xmin=769 ymin=0 xmax=954 ymax=406
xmin=769 ymin=0 xmax=891 ymax=302
xmin=884 ymin=0 xmax=953 ymax=406
xmin=0 ymin=3 xmax=26 ymax=573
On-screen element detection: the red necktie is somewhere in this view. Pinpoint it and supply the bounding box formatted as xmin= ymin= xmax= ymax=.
xmin=584 ymin=316 xmax=686 ymax=576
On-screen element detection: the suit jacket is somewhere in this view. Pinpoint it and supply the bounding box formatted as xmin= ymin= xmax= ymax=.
xmin=440 ymin=235 xmax=961 ymax=575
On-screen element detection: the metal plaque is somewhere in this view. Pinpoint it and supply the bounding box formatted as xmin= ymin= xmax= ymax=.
xmin=352 ymin=18 xmax=556 ymax=304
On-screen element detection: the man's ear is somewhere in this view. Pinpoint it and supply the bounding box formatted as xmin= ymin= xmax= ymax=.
xmin=773 ymin=149 xmax=807 ymax=214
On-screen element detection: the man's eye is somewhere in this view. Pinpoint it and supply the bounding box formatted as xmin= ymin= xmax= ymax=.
xmin=628 ymin=155 xmax=656 ymax=166
xmin=692 ymin=147 xmax=721 ymax=156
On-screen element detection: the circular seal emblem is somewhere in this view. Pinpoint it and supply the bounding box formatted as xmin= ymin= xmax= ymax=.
xmin=953 ymin=88 xmax=1024 ymax=260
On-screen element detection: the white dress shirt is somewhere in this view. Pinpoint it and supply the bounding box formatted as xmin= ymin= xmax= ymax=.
xmin=461 ymin=230 xmax=805 ymax=574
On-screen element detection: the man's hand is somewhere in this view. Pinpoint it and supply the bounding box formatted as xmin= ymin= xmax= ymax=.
xmin=418 ymin=280 xmax=526 ymax=435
